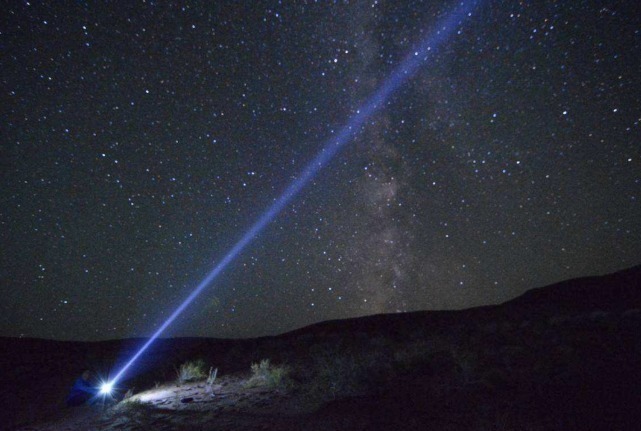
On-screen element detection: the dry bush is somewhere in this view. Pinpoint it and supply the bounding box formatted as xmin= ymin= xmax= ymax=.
xmin=175 ymin=359 xmax=207 ymax=384
xmin=244 ymin=359 xmax=290 ymax=389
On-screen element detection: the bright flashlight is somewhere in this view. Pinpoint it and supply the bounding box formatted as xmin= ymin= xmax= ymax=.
xmin=99 ymin=381 xmax=114 ymax=395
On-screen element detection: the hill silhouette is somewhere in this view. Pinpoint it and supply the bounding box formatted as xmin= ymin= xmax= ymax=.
xmin=3 ymin=264 xmax=640 ymax=430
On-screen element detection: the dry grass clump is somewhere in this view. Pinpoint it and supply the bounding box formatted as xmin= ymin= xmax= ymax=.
xmin=244 ymin=359 xmax=290 ymax=389
xmin=175 ymin=359 xmax=207 ymax=384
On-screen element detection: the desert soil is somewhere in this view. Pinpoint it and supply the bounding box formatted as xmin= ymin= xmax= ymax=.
xmin=13 ymin=375 xmax=358 ymax=431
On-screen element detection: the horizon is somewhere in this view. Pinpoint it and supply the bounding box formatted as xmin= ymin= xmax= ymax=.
xmin=4 ymin=262 xmax=639 ymax=343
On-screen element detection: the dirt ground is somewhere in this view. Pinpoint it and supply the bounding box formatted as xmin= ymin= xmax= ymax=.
xmin=14 ymin=374 xmax=313 ymax=431
xmin=12 ymin=374 xmax=375 ymax=431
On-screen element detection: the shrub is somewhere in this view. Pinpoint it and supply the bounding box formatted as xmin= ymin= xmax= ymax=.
xmin=307 ymin=350 xmax=362 ymax=399
xmin=175 ymin=359 xmax=207 ymax=383
xmin=305 ymin=342 xmax=395 ymax=401
xmin=244 ymin=359 xmax=290 ymax=389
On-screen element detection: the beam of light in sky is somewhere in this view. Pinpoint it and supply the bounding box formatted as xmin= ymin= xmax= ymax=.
xmin=108 ymin=0 xmax=481 ymax=386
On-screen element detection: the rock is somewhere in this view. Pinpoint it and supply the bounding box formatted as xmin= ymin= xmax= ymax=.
xmin=180 ymin=397 xmax=194 ymax=403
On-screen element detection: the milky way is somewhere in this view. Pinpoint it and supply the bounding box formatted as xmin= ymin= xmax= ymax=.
xmin=1 ymin=1 xmax=640 ymax=340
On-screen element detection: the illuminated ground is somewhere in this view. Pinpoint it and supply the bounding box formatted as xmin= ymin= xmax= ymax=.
xmin=16 ymin=374 xmax=303 ymax=431
xmin=120 ymin=375 xmax=294 ymax=413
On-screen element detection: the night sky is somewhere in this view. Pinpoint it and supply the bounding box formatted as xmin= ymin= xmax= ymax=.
xmin=2 ymin=1 xmax=640 ymax=341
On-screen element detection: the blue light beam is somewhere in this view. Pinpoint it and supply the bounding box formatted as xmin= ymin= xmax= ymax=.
xmin=108 ymin=0 xmax=480 ymax=386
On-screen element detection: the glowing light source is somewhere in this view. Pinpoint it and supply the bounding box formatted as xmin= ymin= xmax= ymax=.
xmin=99 ymin=381 xmax=114 ymax=395
xmin=106 ymin=0 xmax=481 ymax=388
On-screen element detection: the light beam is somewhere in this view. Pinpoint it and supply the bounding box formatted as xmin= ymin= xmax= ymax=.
xmin=106 ymin=0 xmax=481 ymax=387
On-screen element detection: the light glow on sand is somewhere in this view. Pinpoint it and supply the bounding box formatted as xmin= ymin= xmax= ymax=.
xmin=137 ymin=389 xmax=175 ymax=403
xmin=105 ymin=0 xmax=482 ymax=389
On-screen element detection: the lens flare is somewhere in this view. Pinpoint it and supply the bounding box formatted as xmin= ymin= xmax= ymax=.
xmin=107 ymin=0 xmax=481 ymax=387
xmin=99 ymin=381 xmax=114 ymax=395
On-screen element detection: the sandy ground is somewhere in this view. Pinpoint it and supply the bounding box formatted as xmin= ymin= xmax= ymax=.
xmin=13 ymin=375 xmax=315 ymax=431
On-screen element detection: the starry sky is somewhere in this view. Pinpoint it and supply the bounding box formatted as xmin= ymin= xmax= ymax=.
xmin=1 ymin=0 xmax=640 ymax=341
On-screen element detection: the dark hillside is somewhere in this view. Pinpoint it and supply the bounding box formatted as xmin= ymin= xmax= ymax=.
xmin=4 ymin=264 xmax=641 ymax=430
